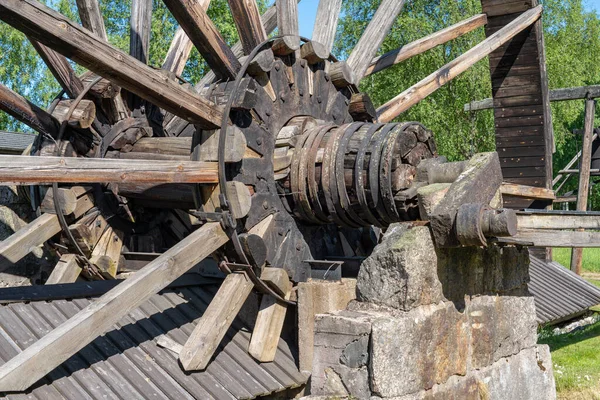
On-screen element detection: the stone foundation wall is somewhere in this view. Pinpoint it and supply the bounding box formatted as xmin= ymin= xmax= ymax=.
xmin=305 ymin=225 xmax=556 ymax=400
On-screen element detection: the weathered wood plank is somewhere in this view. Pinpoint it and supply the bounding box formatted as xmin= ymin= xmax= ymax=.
xmin=274 ymin=0 xmax=300 ymax=55
xmin=75 ymin=0 xmax=107 ymax=39
xmin=499 ymin=229 xmax=600 ymax=248
xmin=0 ymin=82 xmax=58 ymax=137
xmin=365 ymin=14 xmax=487 ymax=76
xmin=0 ymin=155 xmax=219 ymax=185
xmin=29 ymin=40 xmax=84 ymax=98
xmin=0 ymin=0 xmax=223 ymax=127
xmin=500 ymin=183 xmax=555 ymax=200
xmin=0 ymin=222 xmax=229 ymax=392
xmin=130 ymin=0 xmax=152 ymax=63
xmin=163 ymin=0 xmax=241 ymax=80
xmin=312 ymin=0 xmax=343 ymax=54
xmin=377 ymin=6 xmax=542 ymax=122
xmin=571 ymin=98 xmax=595 ymax=274
xmin=227 ymin=0 xmax=268 ymax=55
xmin=518 ymin=213 xmax=600 ymax=230
xmin=347 ymin=0 xmax=406 ymax=82
xmin=46 ymin=254 xmax=82 ymax=285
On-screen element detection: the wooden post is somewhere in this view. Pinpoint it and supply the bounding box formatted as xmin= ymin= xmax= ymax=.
xmin=571 ymin=98 xmax=596 ymax=274
xmin=0 ymin=155 xmax=219 ymax=185
xmin=273 ymin=0 xmax=300 ymax=55
xmin=0 ymin=222 xmax=229 ymax=391
xmin=227 ymin=0 xmax=268 ymax=55
xmin=364 ymin=14 xmax=488 ymax=76
xmin=75 ymin=0 xmax=108 ymax=40
xmin=313 ymin=0 xmax=343 ymax=54
xmin=163 ymin=0 xmax=241 ymax=80
xmin=29 ymin=40 xmax=84 ymax=98
xmin=129 ymin=0 xmax=153 ymax=113
xmin=346 ymin=0 xmax=406 ymax=82
xmin=377 ymin=6 xmax=543 ymax=122
xmin=0 ymin=0 xmax=223 ymax=128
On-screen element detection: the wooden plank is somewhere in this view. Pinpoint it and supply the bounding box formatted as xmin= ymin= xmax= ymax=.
xmin=493 ymin=84 xmax=541 ymax=99
xmin=499 ymin=156 xmax=545 ymax=168
xmin=0 ymin=0 xmax=223 ymax=128
xmin=495 ymin=125 xmax=544 ymax=137
xmin=179 ymin=272 xmax=254 ymax=371
xmin=29 ymin=40 xmax=84 ymax=98
xmin=494 ymin=104 xmax=544 ymax=118
xmin=0 ymin=222 xmax=229 ymax=392
xmin=227 ymin=0 xmax=268 ymax=55
xmin=163 ymin=0 xmax=241 ymax=80
xmin=501 ymin=165 xmax=546 ymax=178
xmin=248 ymin=268 xmax=292 ymax=362
xmin=312 ymin=0 xmax=343 ymax=54
xmin=347 ymin=0 xmax=406 ymax=82
xmin=571 ymin=98 xmax=595 ymax=274
xmin=0 ymin=155 xmax=219 ymax=185
xmin=500 ymin=183 xmax=555 ymax=200
xmin=75 ymin=0 xmax=108 ymax=40
xmin=273 ymin=0 xmax=300 ymax=55
xmin=494 ymin=114 xmax=544 ymax=128
xmin=497 ymin=146 xmax=545 ymax=157
xmin=500 ymin=229 xmax=600 ymax=248
xmin=377 ymin=6 xmax=542 ymax=122
xmin=482 ymin=0 xmax=536 ymax=17
xmin=518 ymin=214 xmax=600 ymax=230
xmin=365 ymin=14 xmax=488 ymax=76
xmin=0 ymin=82 xmax=58 ymax=137
xmin=46 ymin=254 xmax=82 ymax=284
xmin=130 ymin=0 xmax=152 ymax=63
xmin=161 ymin=0 xmax=211 ymax=75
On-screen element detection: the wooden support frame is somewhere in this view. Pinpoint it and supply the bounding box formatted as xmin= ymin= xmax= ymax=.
xmin=571 ymin=98 xmax=596 ymax=274
xmin=377 ymin=6 xmax=542 ymax=123
xmin=365 ymin=14 xmax=488 ymax=76
xmin=0 ymin=222 xmax=229 ymax=391
xmin=0 ymin=155 xmax=219 ymax=185
xmin=0 ymin=0 xmax=223 ymax=128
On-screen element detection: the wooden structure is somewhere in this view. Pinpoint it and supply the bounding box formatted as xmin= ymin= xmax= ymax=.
xmin=0 ymin=0 xmax=559 ymax=395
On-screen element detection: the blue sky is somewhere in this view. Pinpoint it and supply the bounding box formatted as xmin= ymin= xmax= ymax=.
xmin=293 ymin=0 xmax=600 ymax=39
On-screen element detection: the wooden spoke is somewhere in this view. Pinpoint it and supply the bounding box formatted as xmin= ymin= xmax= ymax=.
xmin=0 ymin=0 xmax=223 ymax=127
xmin=227 ymin=0 xmax=268 ymax=55
xmin=130 ymin=0 xmax=153 ymax=63
xmin=163 ymin=0 xmax=241 ymax=80
xmin=365 ymin=14 xmax=488 ymax=76
xmin=0 ymin=82 xmax=59 ymax=137
xmin=0 ymin=155 xmax=219 ymax=185
xmin=313 ymin=0 xmax=343 ymax=54
xmin=274 ymin=0 xmax=300 ymax=55
xmin=46 ymin=254 xmax=82 ymax=285
xmin=75 ymin=0 xmax=108 ymax=39
xmin=377 ymin=6 xmax=542 ymax=123
xmin=347 ymin=0 xmax=406 ymax=82
xmin=29 ymin=40 xmax=84 ymax=98
xmin=0 ymin=222 xmax=230 ymax=392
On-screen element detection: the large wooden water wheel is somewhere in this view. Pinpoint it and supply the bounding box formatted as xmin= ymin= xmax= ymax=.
xmin=0 ymin=0 xmax=544 ymax=392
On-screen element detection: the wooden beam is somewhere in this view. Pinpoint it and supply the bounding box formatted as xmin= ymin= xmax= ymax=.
xmin=227 ymin=0 xmax=268 ymax=55
xmin=377 ymin=6 xmax=542 ymax=122
xmin=248 ymin=268 xmax=292 ymax=362
xmin=499 ymin=229 xmax=600 ymax=248
xmin=465 ymin=85 xmax=600 ymax=112
xmin=273 ymin=0 xmax=300 ymax=55
xmin=347 ymin=0 xmax=406 ymax=82
xmin=312 ymin=0 xmax=343 ymax=55
xmin=0 ymin=222 xmax=229 ymax=392
xmin=0 ymin=155 xmax=219 ymax=185
xmin=517 ymin=213 xmax=600 ymax=230
xmin=365 ymin=14 xmax=488 ymax=76
xmin=29 ymin=40 xmax=84 ymax=98
xmin=0 ymin=0 xmax=223 ymax=128
xmin=500 ymin=183 xmax=555 ymax=200
xmin=46 ymin=254 xmax=82 ymax=285
xmin=130 ymin=0 xmax=152 ymax=64
xmin=0 ymin=82 xmax=59 ymax=137
xmin=571 ymin=98 xmax=595 ymax=274
xmin=162 ymin=28 xmax=194 ymax=75
xmin=163 ymin=0 xmax=241 ymax=80
xmin=75 ymin=0 xmax=108 ymax=40
xmin=180 ymin=272 xmax=254 ymax=371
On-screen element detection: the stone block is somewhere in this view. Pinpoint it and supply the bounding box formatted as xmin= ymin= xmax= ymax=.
xmin=417 ymin=183 xmax=451 ymax=220
xmin=298 ymin=279 xmax=357 ymax=373
xmin=311 ymin=311 xmax=373 ymax=398
xmin=357 ymin=226 xmax=444 ymax=311
xmin=436 ymin=245 xmax=530 ymax=309
xmin=466 ymin=295 xmax=538 ymax=369
xmin=370 ymin=302 xmax=469 ymax=398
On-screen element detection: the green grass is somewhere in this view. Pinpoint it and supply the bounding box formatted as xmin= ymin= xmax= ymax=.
xmin=540 ymin=317 xmax=600 ymax=399
xmin=553 ymin=248 xmax=600 ymax=274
